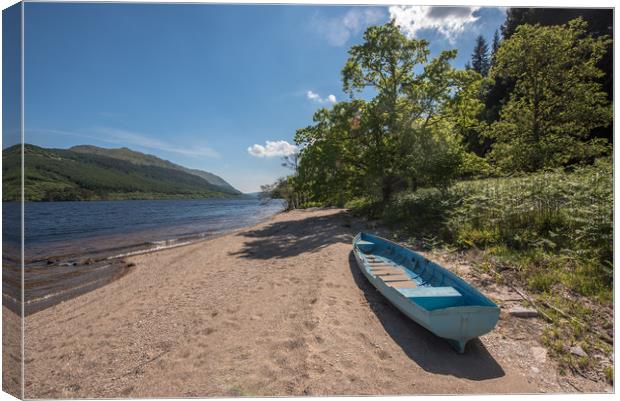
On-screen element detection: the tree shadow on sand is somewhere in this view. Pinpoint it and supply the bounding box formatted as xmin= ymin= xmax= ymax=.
xmin=348 ymin=251 xmax=506 ymax=381
xmin=230 ymin=211 xmax=352 ymax=260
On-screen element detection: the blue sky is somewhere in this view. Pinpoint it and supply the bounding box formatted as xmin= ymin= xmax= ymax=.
xmin=13 ymin=3 xmax=506 ymax=193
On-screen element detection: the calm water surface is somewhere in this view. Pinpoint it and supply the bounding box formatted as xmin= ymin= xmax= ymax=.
xmin=2 ymin=198 xmax=285 ymax=314
xmin=6 ymin=198 xmax=285 ymax=260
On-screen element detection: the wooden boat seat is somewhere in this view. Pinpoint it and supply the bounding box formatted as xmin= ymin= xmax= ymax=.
xmin=372 ymin=268 xmax=403 ymax=275
xmin=381 ymin=274 xmax=412 ymax=282
xmin=396 ymin=286 xmax=464 ymax=310
xmin=370 ymin=264 xmax=398 ymax=270
xmin=387 ymin=281 xmax=418 ymax=289
xmin=370 ymin=263 xmax=389 ymax=267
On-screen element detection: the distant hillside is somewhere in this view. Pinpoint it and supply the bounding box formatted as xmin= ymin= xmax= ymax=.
xmin=69 ymin=145 xmax=240 ymax=194
xmin=2 ymin=144 xmax=242 ymax=201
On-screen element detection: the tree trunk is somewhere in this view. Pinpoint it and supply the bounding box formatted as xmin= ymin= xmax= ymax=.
xmin=381 ymin=176 xmax=393 ymax=204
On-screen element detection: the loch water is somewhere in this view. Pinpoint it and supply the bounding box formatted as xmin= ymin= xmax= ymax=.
xmin=2 ymin=198 xmax=286 ymax=314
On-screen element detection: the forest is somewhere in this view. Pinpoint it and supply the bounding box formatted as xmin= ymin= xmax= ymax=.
xmin=263 ymin=9 xmax=614 ymax=381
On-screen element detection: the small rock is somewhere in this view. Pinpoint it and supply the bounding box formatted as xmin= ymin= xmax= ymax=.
xmin=509 ymin=306 xmax=539 ymax=318
xmin=531 ymin=346 xmax=547 ymax=363
xmin=531 ymin=366 xmax=540 ymax=374
xmin=570 ymin=346 xmax=588 ymax=358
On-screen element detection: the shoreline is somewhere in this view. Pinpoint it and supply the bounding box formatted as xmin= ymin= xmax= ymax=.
xmin=7 ymin=203 xmax=287 ymax=315
xmin=18 ymin=198 xmax=286 ymax=264
xmin=13 ymin=208 xmax=608 ymax=397
xmin=107 ymin=206 xmax=290 ymax=260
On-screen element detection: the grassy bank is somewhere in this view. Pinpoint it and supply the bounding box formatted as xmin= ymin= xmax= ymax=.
xmin=347 ymin=158 xmax=613 ymax=382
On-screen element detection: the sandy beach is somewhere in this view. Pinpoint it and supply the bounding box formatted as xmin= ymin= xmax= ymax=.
xmin=12 ymin=208 xmax=608 ymax=397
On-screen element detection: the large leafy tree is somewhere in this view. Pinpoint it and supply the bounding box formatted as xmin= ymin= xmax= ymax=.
xmin=273 ymin=21 xmax=487 ymax=207
xmin=495 ymin=8 xmax=613 ymax=143
xmin=340 ymin=21 xmax=481 ymax=202
xmin=293 ymin=100 xmax=368 ymax=206
xmin=488 ymin=19 xmax=612 ymax=172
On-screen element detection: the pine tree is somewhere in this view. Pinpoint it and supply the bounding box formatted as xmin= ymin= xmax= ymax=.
xmin=491 ymin=30 xmax=501 ymax=62
xmin=470 ymin=35 xmax=490 ymax=76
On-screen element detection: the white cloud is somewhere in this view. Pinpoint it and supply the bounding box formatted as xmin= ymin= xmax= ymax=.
xmin=306 ymin=90 xmax=337 ymax=104
xmin=389 ymin=6 xmax=480 ymax=43
xmin=307 ymin=90 xmax=321 ymax=101
xmin=312 ymin=7 xmax=386 ymax=46
xmin=247 ymin=140 xmax=298 ymax=158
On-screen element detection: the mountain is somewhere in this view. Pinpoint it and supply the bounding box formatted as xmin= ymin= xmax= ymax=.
xmin=2 ymin=144 xmax=242 ymax=201
xmin=68 ymin=145 xmax=240 ymax=194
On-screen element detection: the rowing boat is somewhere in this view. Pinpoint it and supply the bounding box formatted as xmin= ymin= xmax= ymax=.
xmin=353 ymin=232 xmax=499 ymax=353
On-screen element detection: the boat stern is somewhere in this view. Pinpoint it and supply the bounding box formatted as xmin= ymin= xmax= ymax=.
xmin=428 ymin=305 xmax=500 ymax=353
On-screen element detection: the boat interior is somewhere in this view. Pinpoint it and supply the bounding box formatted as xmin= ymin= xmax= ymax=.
xmin=356 ymin=237 xmax=495 ymax=311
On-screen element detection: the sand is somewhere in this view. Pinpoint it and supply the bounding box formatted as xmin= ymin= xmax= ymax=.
xmin=15 ymin=208 xmax=609 ymax=397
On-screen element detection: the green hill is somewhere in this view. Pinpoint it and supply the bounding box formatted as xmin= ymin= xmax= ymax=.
xmin=2 ymin=144 xmax=242 ymax=201
xmin=69 ymin=145 xmax=240 ymax=194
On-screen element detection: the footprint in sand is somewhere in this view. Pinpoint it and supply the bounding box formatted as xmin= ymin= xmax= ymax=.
xmin=197 ymin=327 xmax=216 ymax=336
xmin=304 ymin=320 xmax=318 ymax=330
xmin=376 ymin=349 xmax=391 ymax=360
xmin=223 ymin=319 xmax=240 ymax=329
xmin=284 ymin=338 xmax=305 ymax=350
xmin=347 ymin=374 xmax=360 ymax=383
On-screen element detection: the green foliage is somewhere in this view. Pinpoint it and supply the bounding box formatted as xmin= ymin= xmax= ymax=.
xmin=292 ymin=101 xmax=369 ymax=207
xmin=604 ymin=366 xmax=613 ymax=384
xmin=382 ymin=188 xmax=458 ymax=239
xmin=2 ymin=144 xmax=240 ymax=201
xmin=469 ymin=35 xmax=490 ymax=76
xmin=488 ymin=19 xmax=612 ymax=172
xmin=491 ymin=29 xmax=501 ymax=61
xmin=381 ymin=158 xmax=613 ymax=299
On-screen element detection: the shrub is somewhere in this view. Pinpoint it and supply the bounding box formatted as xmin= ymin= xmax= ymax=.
xmin=378 ymin=157 xmax=613 ymax=299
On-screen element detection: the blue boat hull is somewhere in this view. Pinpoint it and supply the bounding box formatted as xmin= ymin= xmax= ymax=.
xmin=353 ymin=232 xmax=499 ymax=353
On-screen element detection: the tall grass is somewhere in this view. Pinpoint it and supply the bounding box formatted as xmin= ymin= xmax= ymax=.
xmin=376 ymin=157 xmax=612 ymax=300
